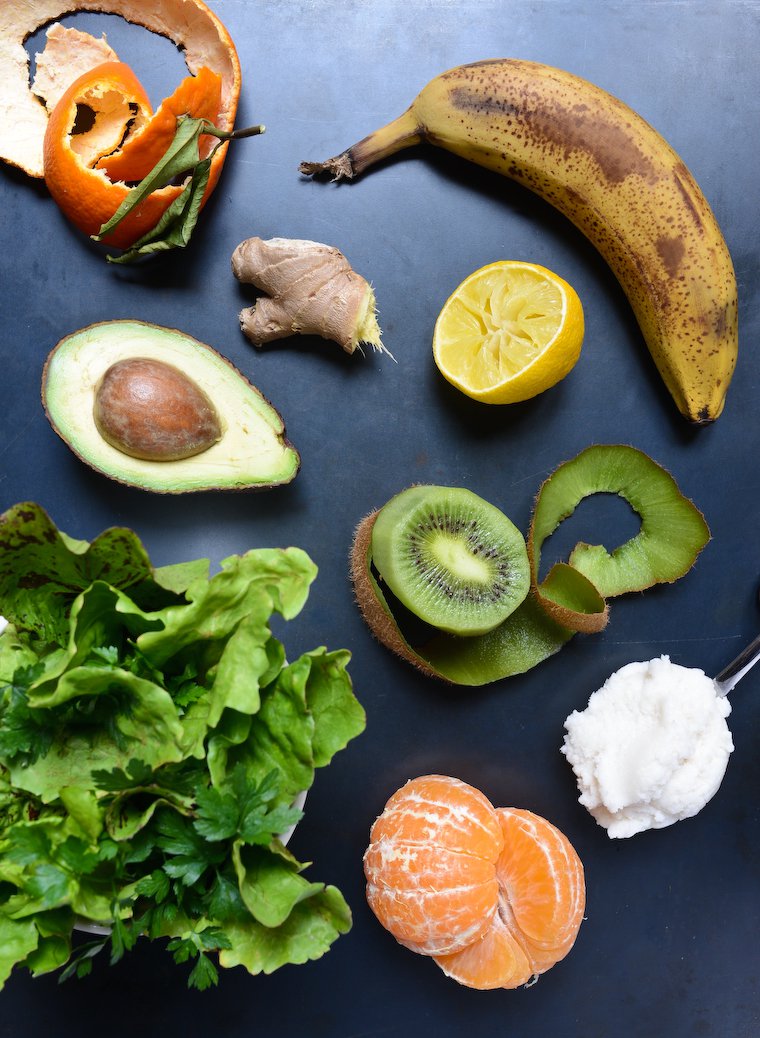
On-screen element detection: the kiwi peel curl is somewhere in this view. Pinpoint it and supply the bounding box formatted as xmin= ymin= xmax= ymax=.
xmin=351 ymin=446 xmax=710 ymax=687
xmin=529 ymin=445 xmax=711 ymax=633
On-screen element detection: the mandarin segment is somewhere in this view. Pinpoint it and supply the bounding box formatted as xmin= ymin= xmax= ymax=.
xmin=433 ymin=905 xmax=534 ymax=989
xmin=364 ymin=775 xmax=586 ymax=990
xmin=364 ymin=776 xmax=503 ymax=955
xmin=494 ymin=808 xmax=585 ymax=972
xmin=365 ymin=859 xmax=498 ymax=955
xmin=368 ymin=774 xmax=504 ymax=856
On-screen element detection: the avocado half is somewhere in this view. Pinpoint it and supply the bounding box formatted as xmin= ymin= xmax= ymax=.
xmin=42 ymin=320 xmax=300 ymax=493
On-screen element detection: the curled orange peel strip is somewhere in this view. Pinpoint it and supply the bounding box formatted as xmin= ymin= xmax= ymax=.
xmin=0 ymin=0 xmax=240 ymax=178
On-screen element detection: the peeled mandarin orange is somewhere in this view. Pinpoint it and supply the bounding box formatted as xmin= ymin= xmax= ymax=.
xmin=432 ymin=261 xmax=584 ymax=404
xmin=364 ymin=775 xmax=585 ymax=990
xmin=43 ymin=60 xmax=225 ymax=250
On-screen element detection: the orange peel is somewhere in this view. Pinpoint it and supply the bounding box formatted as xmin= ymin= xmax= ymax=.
xmin=32 ymin=24 xmax=120 ymax=113
xmin=0 ymin=0 xmax=240 ymax=178
xmin=98 ymin=64 xmax=222 ymax=182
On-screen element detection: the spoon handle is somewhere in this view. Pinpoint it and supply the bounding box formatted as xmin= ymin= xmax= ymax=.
xmin=714 ymin=632 xmax=760 ymax=696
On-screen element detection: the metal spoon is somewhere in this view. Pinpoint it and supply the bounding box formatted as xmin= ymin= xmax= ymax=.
xmin=714 ymin=631 xmax=760 ymax=696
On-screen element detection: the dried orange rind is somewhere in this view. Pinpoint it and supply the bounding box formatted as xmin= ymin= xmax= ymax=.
xmin=0 ymin=0 xmax=240 ymax=179
xmin=32 ymin=24 xmax=119 ymax=112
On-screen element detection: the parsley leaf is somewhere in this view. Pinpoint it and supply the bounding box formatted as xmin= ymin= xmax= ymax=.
xmin=0 ymin=664 xmax=54 ymax=766
xmin=134 ymin=869 xmax=171 ymax=903
xmin=85 ymin=645 xmax=119 ymax=667
xmin=167 ymin=928 xmax=231 ymax=991
xmin=192 ymin=786 xmax=239 ymax=842
xmin=25 ymin=862 xmax=70 ymax=905
xmin=58 ymin=939 xmax=108 ymax=984
xmin=207 ymin=871 xmax=249 ymax=923
xmin=154 ymin=810 xmax=226 ymax=885
xmin=191 ymin=767 xmax=302 ymax=847
xmin=92 ymin=758 xmax=154 ymax=792
xmin=110 ymin=910 xmax=138 ymax=964
xmin=187 ymin=953 xmax=219 ymax=991
xmin=56 ymin=836 xmax=100 ymax=876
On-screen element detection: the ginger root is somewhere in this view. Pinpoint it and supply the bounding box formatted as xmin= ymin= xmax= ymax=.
xmin=231 ymin=237 xmax=387 ymax=355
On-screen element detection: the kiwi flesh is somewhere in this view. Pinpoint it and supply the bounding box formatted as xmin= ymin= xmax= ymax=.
xmin=370 ymin=485 xmax=530 ymax=636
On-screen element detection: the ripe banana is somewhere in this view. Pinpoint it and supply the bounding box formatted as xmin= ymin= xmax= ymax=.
xmin=300 ymin=59 xmax=737 ymax=423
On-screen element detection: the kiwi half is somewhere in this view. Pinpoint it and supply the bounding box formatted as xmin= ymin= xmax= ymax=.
xmin=352 ymin=510 xmax=569 ymax=686
xmin=370 ymin=485 xmax=530 ymax=636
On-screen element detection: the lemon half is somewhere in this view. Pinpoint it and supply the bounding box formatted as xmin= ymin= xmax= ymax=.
xmin=432 ymin=261 xmax=584 ymax=404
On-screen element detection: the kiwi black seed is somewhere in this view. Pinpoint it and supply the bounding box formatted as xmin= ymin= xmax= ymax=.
xmin=370 ymin=485 xmax=530 ymax=636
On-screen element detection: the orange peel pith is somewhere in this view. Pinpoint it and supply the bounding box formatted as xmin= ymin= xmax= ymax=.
xmin=0 ymin=0 xmax=240 ymax=179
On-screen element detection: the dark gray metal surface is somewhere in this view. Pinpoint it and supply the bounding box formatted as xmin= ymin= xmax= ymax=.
xmin=1 ymin=2 xmax=758 ymax=1035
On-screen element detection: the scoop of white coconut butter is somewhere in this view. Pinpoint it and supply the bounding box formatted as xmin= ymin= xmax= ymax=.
xmin=561 ymin=655 xmax=733 ymax=838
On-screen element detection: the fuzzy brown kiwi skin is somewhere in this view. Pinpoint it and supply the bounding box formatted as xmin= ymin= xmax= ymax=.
xmin=350 ymin=511 xmax=450 ymax=682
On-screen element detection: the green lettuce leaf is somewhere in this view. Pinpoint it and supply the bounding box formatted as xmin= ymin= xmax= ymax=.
xmin=218 ymin=884 xmax=352 ymax=975
xmin=138 ymin=549 xmax=317 ymax=668
xmin=25 ymin=933 xmax=71 ymax=976
xmin=0 ymin=503 xmax=155 ymax=645
xmin=0 ymin=916 xmax=38 ymax=986
xmin=227 ymin=649 xmax=366 ymax=802
xmin=8 ymin=668 xmax=187 ymax=802
xmin=231 ymin=841 xmax=324 ymax=928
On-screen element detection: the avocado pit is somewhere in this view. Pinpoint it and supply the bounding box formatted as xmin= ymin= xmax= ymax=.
xmin=93 ymin=357 xmax=222 ymax=461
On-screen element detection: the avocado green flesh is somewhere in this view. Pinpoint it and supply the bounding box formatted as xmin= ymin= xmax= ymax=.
xmin=42 ymin=321 xmax=299 ymax=494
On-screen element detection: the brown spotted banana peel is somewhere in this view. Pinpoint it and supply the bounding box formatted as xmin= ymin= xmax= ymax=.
xmin=300 ymin=59 xmax=737 ymax=423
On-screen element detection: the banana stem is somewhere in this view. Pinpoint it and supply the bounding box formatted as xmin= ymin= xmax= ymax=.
xmin=300 ymin=108 xmax=421 ymax=181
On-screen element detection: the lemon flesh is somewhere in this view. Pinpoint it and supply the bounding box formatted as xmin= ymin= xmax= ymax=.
xmin=433 ymin=261 xmax=584 ymax=404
